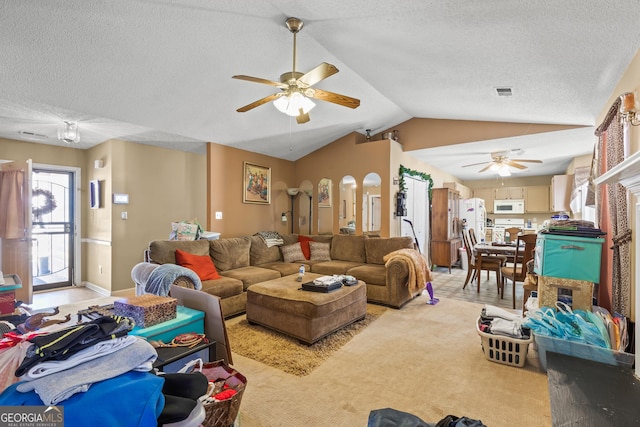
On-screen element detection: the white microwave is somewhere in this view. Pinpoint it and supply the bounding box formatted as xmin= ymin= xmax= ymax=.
xmin=494 ymin=199 xmax=525 ymax=214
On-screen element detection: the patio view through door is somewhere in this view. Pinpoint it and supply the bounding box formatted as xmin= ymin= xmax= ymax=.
xmin=32 ymin=168 xmax=75 ymax=290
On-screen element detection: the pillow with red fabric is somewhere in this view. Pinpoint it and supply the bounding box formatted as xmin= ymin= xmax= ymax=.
xmin=298 ymin=235 xmax=315 ymax=260
xmin=175 ymin=249 xmax=220 ymax=280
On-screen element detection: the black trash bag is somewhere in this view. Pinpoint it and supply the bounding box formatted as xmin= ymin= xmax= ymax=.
xmin=436 ymin=414 xmax=487 ymax=427
xmin=368 ymin=408 xmax=434 ymax=427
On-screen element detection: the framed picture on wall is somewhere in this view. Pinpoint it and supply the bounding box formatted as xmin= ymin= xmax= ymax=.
xmin=243 ymin=161 xmax=271 ymax=204
xmin=318 ymin=178 xmax=332 ymax=207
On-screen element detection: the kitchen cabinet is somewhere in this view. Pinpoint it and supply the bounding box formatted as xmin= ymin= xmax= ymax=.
xmin=551 ymin=174 xmax=573 ymax=212
xmin=431 ymin=188 xmax=462 ymax=273
xmin=525 ymin=185 xmax=550 ymax=212
xmin=495 ymin=186 xmax=524 ymax=200
xmin=473 ymin=188 xmax=495 ymax=213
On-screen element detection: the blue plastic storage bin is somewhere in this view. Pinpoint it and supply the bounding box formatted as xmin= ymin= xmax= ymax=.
xmin=534 ymin=333 xmax=634 ymax=371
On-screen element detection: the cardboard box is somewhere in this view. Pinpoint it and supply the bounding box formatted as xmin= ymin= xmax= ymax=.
xmin=114 ymin=294 xmax=177 ymax=328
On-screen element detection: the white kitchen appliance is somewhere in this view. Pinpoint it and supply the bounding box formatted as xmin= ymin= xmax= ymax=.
xmin=459 ymin=198 xmax=486 ymax=241
xmin=494 ymin=199 xmax=525 ymax=214
xmin=492 ymin=218 xmax=525 ymax=242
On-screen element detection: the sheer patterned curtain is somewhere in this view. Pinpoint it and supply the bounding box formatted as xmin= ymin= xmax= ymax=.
xmin=594 ymin=96 xmax=632 ymax=316
xmin=0 ymin=169 xmax=25 ymax=239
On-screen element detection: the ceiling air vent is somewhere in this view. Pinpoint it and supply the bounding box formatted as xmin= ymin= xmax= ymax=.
xmin=495 ymin=87 xmax=513 ymax=97
xmin=18 ymin=130 xmax=48 ymax=140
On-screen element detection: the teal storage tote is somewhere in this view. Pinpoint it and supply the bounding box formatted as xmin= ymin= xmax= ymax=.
xmin=129 ymin=305 xmax=204 ymax=342
xmin=534 ymin=333 xmax=634 ymax=371
xmin=534 ymin=234 xmax=604 ymax=283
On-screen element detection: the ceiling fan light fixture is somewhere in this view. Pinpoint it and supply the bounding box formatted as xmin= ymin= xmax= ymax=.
xmin=489 ymin=163 xmax=500 ymax=172
xmin=58 ymin=120 xmax=80 ymax=144
xmin=498 ymin=165 xmax=511 ymax=177
xmin=273 ymin=92 xmax=315 ymax=117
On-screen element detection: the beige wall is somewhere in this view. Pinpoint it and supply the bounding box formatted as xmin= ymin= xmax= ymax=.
xmin=206 ymin=143 xmax=295 ymax=238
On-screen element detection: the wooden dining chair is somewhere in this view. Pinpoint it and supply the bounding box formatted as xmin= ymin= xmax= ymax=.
xmin=462 ymin=229 xmax=505 ymax=293
xmin=504 ymin=227 xmax=522 ymax=243
xmin=501 ymin=233 xmax=537 ymax=309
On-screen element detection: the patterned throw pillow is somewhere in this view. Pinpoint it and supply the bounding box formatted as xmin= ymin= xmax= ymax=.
xmin=309 ymin=241 xmax=331 ymax=261
xmin=281 ymin=243 xmax=306 ymax=263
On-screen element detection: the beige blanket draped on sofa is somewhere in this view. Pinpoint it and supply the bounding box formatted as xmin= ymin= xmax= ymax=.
xmin=383 ymin=249 xmax=431 ymax=293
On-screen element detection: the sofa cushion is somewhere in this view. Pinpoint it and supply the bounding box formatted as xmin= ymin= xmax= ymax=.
xmin=175 ymin=249 xmax=220 ymax=280
xmin=330 ymin=235 xmax=366 ymax=263
xmin=281 ymin=243 xmax=306 ymax=263
xmin=220 ymin=266 xmax=280 ymax=290
xmin=209 ymin=237 xmax=251 ymax=271
xmin=309 ymin=241 xmax=331 ymax=261
xmin=347 ymin=264 xmax=386 ymax=286
xmin=365 ymin=236 xmax=414 ymax=265
xmin=249 ymin=235 xmax=282 ymax=265
xmin=256 ymin=261 xmax=306 ymax=277
xmin=147 ymin=240 xmax=210 ymax=265
xmin=199 ymin=276 xmax=244 ymax=299
xmin=311 ymin=260 xmax=363 ymax=275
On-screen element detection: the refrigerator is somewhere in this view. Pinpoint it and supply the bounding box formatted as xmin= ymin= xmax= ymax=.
xmin=459 ymin=198 xmax=486 ymax=242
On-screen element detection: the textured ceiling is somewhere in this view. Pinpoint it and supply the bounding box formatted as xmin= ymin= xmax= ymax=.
xmin=1 ymin=1 xmax=639 ymax=180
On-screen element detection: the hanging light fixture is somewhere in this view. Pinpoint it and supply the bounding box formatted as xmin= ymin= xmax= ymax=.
xmin=58 ymin=121 xmax=80 ymax=144
xmin=498 ymin=164 xmax=511 ymax=177
xmin=273 ymin=92 xmax=316 ymax=117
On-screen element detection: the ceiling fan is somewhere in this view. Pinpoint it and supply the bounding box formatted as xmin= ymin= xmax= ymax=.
xmin=232 ymin=17 xmax=360 ymax=124
xmin=462 ymin=150 xmax=542 ymax=175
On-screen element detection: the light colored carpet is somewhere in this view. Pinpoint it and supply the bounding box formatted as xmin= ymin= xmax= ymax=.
xmin=226 ymin=304 xmax=387 ymax=376
xmin=230 ymin=293 xmax=551 ymax=427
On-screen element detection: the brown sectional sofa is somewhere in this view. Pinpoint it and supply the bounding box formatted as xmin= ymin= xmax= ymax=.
xmin=138 ymin=233 xmax=422 ymax=317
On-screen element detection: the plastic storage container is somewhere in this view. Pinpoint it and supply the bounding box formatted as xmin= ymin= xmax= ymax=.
xmin=130 ymin=305 xmax=204 ymax=342
xmin=476 ymin=317 xmax=533 ymax=367
xmin=534 ymin=333 xmax=635 ymax=371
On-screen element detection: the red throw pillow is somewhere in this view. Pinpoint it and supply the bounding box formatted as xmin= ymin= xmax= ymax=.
xmin=298 ymin=235 xmax=315 ymax=260
xmin=175 ymin=249 xmax=220 ymax=280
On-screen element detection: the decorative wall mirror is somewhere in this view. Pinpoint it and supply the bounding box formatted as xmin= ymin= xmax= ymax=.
xmin=317 ymin=178 xmax=333 ymax=234
xmin=298 ymin=180 xmax=313 ymax=235
xmin=339 ymin=175 xmax=357 ymax=234
xmin=362 ymin=172 xmax=382 ymax=235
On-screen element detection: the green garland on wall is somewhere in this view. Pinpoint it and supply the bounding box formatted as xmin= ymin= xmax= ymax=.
xmin=398 ymin=164 xmax=433 ymax=197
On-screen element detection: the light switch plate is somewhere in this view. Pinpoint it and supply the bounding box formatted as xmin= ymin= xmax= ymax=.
xmin=215 ymin=212 xmax=223 ymax=219
xmin=113 ymin=193 xmax=129 ymax=204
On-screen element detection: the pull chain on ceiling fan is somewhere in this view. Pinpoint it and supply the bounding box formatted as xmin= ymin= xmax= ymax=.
xmin=232 ymin=17 xmax=360 ymax=124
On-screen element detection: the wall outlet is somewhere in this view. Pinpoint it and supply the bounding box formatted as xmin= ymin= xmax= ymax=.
xmin=215 ymin=211 xmax=223 ymax=220
xmin=121 ymin=211 xmax=128 ymax=220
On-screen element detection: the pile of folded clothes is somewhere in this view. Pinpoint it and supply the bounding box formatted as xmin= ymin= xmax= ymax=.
xmin=478 ymin=304 xmax=531 ymax=340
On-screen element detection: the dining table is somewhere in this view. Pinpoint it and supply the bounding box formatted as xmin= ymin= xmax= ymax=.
xmin=472 ymin=242 xmax=523 ymax=290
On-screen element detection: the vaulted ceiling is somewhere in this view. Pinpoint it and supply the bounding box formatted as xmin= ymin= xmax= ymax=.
xmin=1 ymin=1 xmax=639 ymax=180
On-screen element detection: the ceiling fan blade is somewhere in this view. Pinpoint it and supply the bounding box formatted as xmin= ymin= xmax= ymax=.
xmin=296 ymin=109 xmax=310 ymax=124
xmin=308 ymin=88 xmax=360 ymax=109
xmin=478 ymin=164 xmax=494 ymax=173
xmin=236 ymin=93 xmax=281 ymax=112
xmin=462 ymin=161 xmax=490 ymax=168
xmin=510 ymin=159 xmax=543 ymax=163
xmin=232 ymin=75 xmax=288 ymax=89
xmin=297 ymin=62 xmax=339 ymax=87
xmin=505 ymin=160 xmax=527 ymax=170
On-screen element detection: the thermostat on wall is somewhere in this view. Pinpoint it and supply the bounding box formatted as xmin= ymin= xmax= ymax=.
xmin=113 ymin=193 xmax=129 ymax=204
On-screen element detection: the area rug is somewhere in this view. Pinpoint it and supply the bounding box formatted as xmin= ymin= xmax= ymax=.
xmin=227 ymin=304 xmax=387 ymax=376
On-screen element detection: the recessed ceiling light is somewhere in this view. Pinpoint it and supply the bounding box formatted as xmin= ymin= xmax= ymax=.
xmin=18 ymin=130 xmax=48 ymax=140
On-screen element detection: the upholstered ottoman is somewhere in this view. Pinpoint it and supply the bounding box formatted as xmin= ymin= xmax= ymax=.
xmin=246 ymin=273 xmax=367 ymax=344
